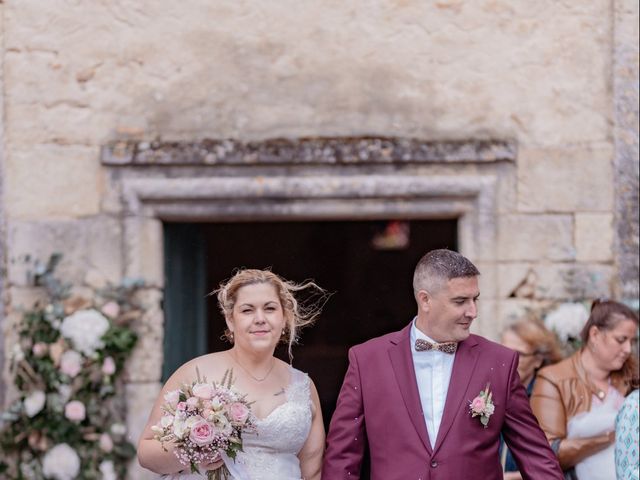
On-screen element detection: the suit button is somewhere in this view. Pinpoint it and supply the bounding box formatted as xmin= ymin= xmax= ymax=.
xmin=430 ymin=460 xmax=438 ymax=468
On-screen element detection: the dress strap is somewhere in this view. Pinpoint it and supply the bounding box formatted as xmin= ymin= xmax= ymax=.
xmin=286 ymin=367 xmax=311 ymax=404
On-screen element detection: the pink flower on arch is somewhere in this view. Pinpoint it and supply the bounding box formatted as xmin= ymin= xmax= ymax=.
xmin=65 ymin=400 xmax=86 ymax=423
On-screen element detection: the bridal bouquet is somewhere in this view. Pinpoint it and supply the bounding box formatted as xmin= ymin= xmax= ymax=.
xmin=152 ymin=369 xmax=256 ymax=480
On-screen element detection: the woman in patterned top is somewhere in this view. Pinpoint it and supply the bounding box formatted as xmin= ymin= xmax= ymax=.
xmin=615 ymin=389 xmax=639 ymax=480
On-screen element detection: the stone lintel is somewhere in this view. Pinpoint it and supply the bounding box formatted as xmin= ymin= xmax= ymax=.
xmin=102 ymin=137 xmax=516 ymax=166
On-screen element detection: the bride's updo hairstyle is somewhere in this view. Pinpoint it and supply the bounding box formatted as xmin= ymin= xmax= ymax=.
xmin=214 ymin=269 xmax=328 ymax=361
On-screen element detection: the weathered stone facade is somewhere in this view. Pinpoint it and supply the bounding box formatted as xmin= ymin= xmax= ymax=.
xmin=0 ymin=1 xmax=638 ymax=478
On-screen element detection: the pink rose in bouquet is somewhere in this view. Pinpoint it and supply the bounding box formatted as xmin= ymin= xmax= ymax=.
xmin=189 ymin=418 xmax=216 ymax=446
xmin=193 ymin=382 xmax=215 ymax=400
xmin=164 ymin=390 xmax=180 ymax=408
xmin=152 ymin=369 xmax=256 ymax=480
xmin=229 ymin=402 xmax=250 ymax=425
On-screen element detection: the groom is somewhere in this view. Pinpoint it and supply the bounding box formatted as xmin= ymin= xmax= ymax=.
xmin=322 ymin=249 xmax=563 ymax=479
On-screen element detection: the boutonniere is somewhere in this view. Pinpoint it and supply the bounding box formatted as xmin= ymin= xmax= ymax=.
xmin=469 ymin=383 xmax=495 ymax=428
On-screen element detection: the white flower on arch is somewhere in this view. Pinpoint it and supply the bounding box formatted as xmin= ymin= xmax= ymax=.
xmin=60 ymin=309 xmax=110 ymax=356
xmin=42 ymin=443 xmax=80 ymax=480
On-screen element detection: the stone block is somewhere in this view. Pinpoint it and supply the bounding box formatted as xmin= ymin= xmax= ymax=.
xmin=7 ymin=217 xmax=123 ymax=286
xmin=476 ymin=262 xmax=498 ymax=300
xmin=5 ymin=286 xmax=48 ymax=312
xmin=498 ymin=298 xmax=554 ymax=327
xmin=576 ymin=213 xmax=614 ymax=262
xmin=124 ymin=217 xmax=164 ymax=288
xmin=4 ymin=145 xmax=102 ymax=219
xmin=496 ymin=163 xmax=518 ymax=215
xmin=498 ymin=263 xmax=536 ymax=299
xmin=498 ymin=214 xmax=575 ymax=261
xmin=518 ymin=145 xmax=614 ymax=213
xmin=125 ymin=382 xmax=162 ymax=480
xmin=535 ymin=264 xmax=614 ymax=301
xmin=473 ymin=299 xmax=498 ymax=340
xmin=497 ymin=263 xmax=613 ymax=302
xmin=125 ymin=290 xmax=164 ymax=383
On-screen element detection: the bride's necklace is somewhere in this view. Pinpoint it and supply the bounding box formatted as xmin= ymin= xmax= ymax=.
xmin=231 ymin=351 xmax=275 ymax=382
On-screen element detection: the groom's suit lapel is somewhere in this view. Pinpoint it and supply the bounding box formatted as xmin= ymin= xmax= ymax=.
xmin=433 ymin=335 xmax=480 ymax=454
xmin=388 ymin=324 xmax=432 ymax=454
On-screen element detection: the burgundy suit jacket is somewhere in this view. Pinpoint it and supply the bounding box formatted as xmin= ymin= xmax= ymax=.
xmin=322 ymin=324 xmax=563 ymax=480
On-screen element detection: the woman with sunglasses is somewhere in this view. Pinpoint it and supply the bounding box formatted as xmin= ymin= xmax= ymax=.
xmin=500 ymin=316 xmax=563 ymax=479
xmin=531 ymin=300 xmax=639 ymax=480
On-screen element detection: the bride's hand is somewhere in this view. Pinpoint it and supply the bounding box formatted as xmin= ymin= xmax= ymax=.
xmin=202 ymin=459 xmax=224 ymax=471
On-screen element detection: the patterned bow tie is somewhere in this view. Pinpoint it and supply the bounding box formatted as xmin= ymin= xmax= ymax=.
xmin=415 ymin=339 xmax=458 ymax=354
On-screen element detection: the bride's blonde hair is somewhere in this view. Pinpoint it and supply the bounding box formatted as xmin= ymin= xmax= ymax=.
xmin=214 ymin=268 xmax=328 ymax=361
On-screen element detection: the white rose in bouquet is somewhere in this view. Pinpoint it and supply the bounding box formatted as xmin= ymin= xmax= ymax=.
xmin=23 ymin=390 xmax=46 ymax=418
xmin=60 ymin=309 xmax=110 ymax=356
xmin=42 ymin=443 xmax=80 ymax=480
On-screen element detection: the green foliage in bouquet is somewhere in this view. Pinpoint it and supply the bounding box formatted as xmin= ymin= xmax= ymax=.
xmin=0 ymin=255 xmax=142 ymax=479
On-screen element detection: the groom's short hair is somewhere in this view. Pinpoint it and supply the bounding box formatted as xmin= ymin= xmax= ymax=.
xmin=413 ymin=249 xmax=480 ymax=295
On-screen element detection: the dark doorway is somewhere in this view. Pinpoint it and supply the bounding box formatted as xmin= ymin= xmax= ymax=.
xmin=163 ymin=219 xmax=457 ymax=475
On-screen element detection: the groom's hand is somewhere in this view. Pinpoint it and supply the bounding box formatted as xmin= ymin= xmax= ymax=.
xmin=503 ymin=473 xmax=522 ymax=480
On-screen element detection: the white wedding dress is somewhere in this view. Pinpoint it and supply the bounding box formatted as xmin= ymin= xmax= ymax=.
xmin=567 ymin=387 xmax=624 ymax=480
xmin=165 ymin=367 xmax=313 ymax=480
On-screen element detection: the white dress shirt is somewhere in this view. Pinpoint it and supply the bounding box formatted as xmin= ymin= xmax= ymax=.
xmin=410 ymin=318 xmax=456 ymax=448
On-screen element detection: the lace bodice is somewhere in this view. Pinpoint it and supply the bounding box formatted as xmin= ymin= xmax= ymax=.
xmin=166 ymin=367 xmax=313 ymax=480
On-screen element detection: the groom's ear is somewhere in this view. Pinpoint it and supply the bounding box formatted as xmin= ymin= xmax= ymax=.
xmin=417 ymin=290 xmax=430 ymax=312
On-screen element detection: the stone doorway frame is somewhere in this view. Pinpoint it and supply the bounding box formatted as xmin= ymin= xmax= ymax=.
xmin=104 ymin=137 xmax=514 ymax=479
xmin=107 ymin=137 xmax=516 ymax=338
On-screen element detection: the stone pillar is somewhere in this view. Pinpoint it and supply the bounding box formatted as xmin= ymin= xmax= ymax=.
xmin=613 ymin=0 xmax=640 ymax=306
xmin=0 ymin=2 xmax=6 ymax=407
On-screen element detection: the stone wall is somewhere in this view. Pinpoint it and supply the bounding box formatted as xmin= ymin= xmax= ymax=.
xmin=613 ymin=0 xmax=640 ymax=305
xmin=0 ymin=1 xmax=638 ymax=478
xmin=0 ymin=1 xmax=6 ymax=408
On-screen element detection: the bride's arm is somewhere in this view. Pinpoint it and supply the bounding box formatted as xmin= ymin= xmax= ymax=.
xmin=136 ymin=360 xmax=223 ymax=475
xmin=298 ymin=381 xmax=326 ymax=480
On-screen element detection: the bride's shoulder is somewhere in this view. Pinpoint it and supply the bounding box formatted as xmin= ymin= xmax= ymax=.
xmin=169 ymin=351 xmax=233 ymax=386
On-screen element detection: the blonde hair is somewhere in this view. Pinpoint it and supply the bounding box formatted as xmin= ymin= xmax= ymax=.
xmin=503 ymin=315 xmax=563 ymax=367
xmin=214 ymin=269 xmax=327 ymax=361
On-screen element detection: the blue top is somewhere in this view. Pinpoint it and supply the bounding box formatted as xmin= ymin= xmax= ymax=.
xmin=500 ymin=378 xmax=535 ymax=472
xmin=615 ymin=389 xmax=639 ymax=480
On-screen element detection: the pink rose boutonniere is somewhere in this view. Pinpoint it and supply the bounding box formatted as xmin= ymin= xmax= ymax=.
xmin=469 ymin=383 xmax=495 ymax=428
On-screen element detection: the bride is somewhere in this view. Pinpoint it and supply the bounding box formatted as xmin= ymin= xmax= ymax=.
xmin=137 ymin=269 xmax=327 ymax=480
